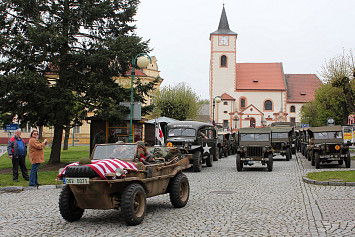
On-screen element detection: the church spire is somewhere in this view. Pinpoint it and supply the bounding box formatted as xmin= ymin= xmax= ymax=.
xmin=211 ymin=5 xmax=237 ymax=35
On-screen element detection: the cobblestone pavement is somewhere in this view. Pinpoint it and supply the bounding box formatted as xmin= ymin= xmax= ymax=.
xmin=0 ymin=152 xmax=354 ymax=236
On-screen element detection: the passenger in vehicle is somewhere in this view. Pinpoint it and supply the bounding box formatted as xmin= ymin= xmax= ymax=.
xmin=134 ymin=141 xmax=155 ymax=165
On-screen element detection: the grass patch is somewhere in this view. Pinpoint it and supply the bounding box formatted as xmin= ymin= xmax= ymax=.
xmin=0 ymin=146 xmax=89 ymax=187
xmin=306 ymin=170 xmax=355 ymax=182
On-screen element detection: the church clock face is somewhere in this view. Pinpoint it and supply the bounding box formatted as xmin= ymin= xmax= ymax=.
xmin=219 ymin=36 xmax=228 ymax=45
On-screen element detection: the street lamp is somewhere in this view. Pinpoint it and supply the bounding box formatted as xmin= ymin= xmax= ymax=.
xmin=128 ymin=53 xmax=152 ymax=143
xmin=212 ymin=96 xmax=222 ymax=126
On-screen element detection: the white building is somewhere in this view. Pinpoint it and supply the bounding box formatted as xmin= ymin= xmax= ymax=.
xmin=209 ymin=6 xmax=322 ymax=130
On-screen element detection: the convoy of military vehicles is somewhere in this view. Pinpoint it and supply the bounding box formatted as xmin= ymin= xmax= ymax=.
xmin=57 ymin=120 xmax=353 ymax=225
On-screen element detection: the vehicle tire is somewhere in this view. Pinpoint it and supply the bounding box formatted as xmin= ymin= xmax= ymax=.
xmin=219 ymin=147 xmax=223 ymax=159
xmin=307 ymin=151 xmax=311 ymax=161
xmin=169 ymin=173 xmax=190 ymax=208
xmin=345 ymin=151 xmax=351 ymax=168
xmin=267 ymin=153 xmax=273 ymax=172
xmin=206 ymin=154 xmax=213 ymax=167
xmin=121 ymin=183 xmax=146 ymax=226
xmin=223 ymin=148 xmax=228 ymax=158
xmin=315 ymin=152 xmax=320 ymax=169
xmin=338 ymin=160 xmax=343 ymax=165
xmin=236 ymin=154 xmax=243 ymax=171
xmin=59 ymin=185 xmax=84 ymax=222
xmin=193 ymin=150 xmax=202 ymax=172
xmin=65 ymin=165 xmax=99 ymax=178
xmin=285 ymin=148 xmax=290 ymax=161
xmin=213 ymin=147 xmax=219 ymax=161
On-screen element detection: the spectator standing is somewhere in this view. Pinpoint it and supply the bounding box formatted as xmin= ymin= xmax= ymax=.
xmin=93 ymin=129 xmax=106 ymax=146
xmin=7 ymin=129 xmax=29 ymax=182
xmin=108 ymin=130 xmax=117 ymax=143
xmin=28 ymin=130 xmax=47 ymax=186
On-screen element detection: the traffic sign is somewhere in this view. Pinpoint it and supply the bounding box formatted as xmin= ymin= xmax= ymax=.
xmin=302 ymin=124 xmax=309 ymax=128
xmin=6 ymin=124 xmax=19 ymax=130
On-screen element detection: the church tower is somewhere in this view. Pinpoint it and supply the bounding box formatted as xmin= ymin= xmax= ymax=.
xmin=209 ymin=6 xmax=238 ymax=124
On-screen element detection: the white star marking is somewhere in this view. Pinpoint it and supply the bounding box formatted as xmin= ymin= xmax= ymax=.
xmin=203 ymin=143 xmax=211 ymax=154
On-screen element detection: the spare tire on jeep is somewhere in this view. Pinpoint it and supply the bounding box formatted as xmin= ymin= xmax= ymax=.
xmin=65 ymin=166 xmax=99 ymax=178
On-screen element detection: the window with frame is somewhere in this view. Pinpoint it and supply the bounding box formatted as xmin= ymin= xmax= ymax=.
xmin=73 ymin=126 xmax=80 ymax=133
xmin=223 ymin=120 xmax=229 ymax=128
xmin=290 ymin=117 xmax=296 ymax=123
xmin=264 ymin=100 xmax=272 ymax=111
xmin=221 ymin=55 xmax=227 ymax=67
xmin=290 ymin=106 xmax=295 ymax=113
xmin=223 ymin=101 xmax=228 ymax=105
xmin=240 ymin=98 xmax=246 ymax=109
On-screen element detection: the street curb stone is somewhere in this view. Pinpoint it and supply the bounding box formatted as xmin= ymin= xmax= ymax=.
xmin=0 ymin=184 xmax=65 ymax=192
xmin=302 ymin=175 xmax=355 ymax=186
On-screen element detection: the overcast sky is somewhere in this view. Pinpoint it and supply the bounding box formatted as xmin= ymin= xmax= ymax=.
xmin=135 ymin=0 xmax=354 ymax=100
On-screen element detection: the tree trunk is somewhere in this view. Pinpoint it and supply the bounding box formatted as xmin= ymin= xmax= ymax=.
xmin=48 ymin=124 xmax=64 ymax=164
xmin=63 ymin=126 xmax=70 ymax=150
xmin=38 ymin=126 xmax=43 ymax=140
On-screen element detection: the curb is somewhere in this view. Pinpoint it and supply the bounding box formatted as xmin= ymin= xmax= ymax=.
xmin=302 ymin=176 xmax=355 ymax=186
xmin=0 ymin=184 xmax=65 ymax=192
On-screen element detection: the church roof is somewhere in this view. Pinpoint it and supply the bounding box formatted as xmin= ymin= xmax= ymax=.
xmin=221 ymin=93 xmax=235 ymax=100
xmin=211 ymin=6 xmax=237 ymax=35
xmin=236 ymin=63 xmax=286 ymax=90
xmin=285 ymin=74 xmax=322 ymax=103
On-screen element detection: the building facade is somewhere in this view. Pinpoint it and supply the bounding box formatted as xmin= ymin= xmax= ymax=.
xmin=210 ymin=6 xmax=322 ymax=131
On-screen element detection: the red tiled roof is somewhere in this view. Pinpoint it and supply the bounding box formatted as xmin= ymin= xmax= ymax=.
xmin=221 ymin=93 xmax=235 ymax=100
xmin=236 ymin=63 xmax=286 ymax=90
xmin=285 ymin=74 xmax=322 ymax=103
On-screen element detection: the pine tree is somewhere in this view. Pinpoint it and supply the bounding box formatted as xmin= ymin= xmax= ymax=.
xmin=0 ymin=0 xmax=155 ymax=164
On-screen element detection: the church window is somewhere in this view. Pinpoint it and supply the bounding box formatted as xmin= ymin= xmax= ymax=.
xmin=223 ymin=101 xmax=228 ymax=105
xmin=290 ymin=106 xmax=295 ymax=113
xmin=224 ymin=111 xmax=228 ymax=113
xmin=290 ymin=117 xmax=296 ymax=123
xmin=221 ymin=55 xmax=227 ymax=67
xmin=264 ymin=100 xmax=273 ymax=111
xmin=240 ymin=97 xmax=246 ymax=110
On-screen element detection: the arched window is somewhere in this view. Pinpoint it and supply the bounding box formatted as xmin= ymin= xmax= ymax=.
xmin=290 ymin=106 xmax=295 ymax=113
xmin=221 ymin=55 xmax=227 ymax=67
xmin=264 ymin=100 xmax=272 ymax=111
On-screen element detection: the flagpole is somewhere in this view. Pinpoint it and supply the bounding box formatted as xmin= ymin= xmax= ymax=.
xmin=155 ymin=117 xmax=157 ymax=145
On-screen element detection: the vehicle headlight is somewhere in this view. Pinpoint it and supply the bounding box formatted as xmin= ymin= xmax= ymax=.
xmin=58 ymin=168 xmax=64 ymax=175
xmin=115 ymin=167 xmax=125 ymax=177
xmin=243 ymin=147 xmax=247 ymax=152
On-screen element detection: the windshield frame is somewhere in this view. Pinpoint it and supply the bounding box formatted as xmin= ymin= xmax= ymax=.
xmin=92 ymin=144 xmax=137 ymax=161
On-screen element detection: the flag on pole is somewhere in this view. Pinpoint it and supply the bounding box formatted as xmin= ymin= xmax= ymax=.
xmin=156 ymin=122 xmax=164 ymax=145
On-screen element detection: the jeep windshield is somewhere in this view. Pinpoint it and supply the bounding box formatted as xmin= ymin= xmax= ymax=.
xmin=168 ymin=128 xmax=196 ymax=137
xmin=272 ymin=133 xmax=288 ymax=138
xmin=314 ymin=132 xmax=342 ymax=140
xmin=241 ymin=134 xmax=269 ymax=141
xmin=92 ymin=144 xmax=137 ymax=161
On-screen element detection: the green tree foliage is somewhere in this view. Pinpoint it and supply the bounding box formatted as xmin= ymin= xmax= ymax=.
xmin=0 ymin=0 xmax=155 ymax=164
xmin=301 ymin=84 xmax=350 ymax=126
xmin=320 ymin=50 xmax=355 ymax=112
xmin=153 ymin=83 xmax=200 ymax=121
xmin=301 ymin=50 xmax=354 ymax=126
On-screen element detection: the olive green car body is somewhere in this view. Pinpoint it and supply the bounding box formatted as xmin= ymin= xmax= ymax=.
xmin=307 ymin=125 xmax=351 ymax=169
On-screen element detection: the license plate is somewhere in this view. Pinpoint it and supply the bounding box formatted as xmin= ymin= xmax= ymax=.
xmin=65 ymin=177 xmax=89 ymax=184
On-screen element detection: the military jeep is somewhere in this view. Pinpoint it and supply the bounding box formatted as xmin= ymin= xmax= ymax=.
xmin=236 ymin=127 xmax=273 ymax=172
xmin=270 ymin=126 xmax=294 ymax=161
xmin=166 ymin=121 xmax=219 ymax=172
xmin=57 ymin=143 xmax=191 ymax=226
xmin=307 ymin=125 xmax=351 ymax=169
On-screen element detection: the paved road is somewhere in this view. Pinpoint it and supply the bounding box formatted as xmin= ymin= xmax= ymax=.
xmin=0 ymin=152 xmax=354 ymax=236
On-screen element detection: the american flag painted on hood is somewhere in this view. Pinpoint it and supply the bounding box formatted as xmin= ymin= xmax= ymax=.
xmin=58 ymin=159 xmax=138 ymax=180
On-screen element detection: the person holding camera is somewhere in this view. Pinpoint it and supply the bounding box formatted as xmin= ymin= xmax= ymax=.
xmin=28 ymin=130 xmax=47 ymax=186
